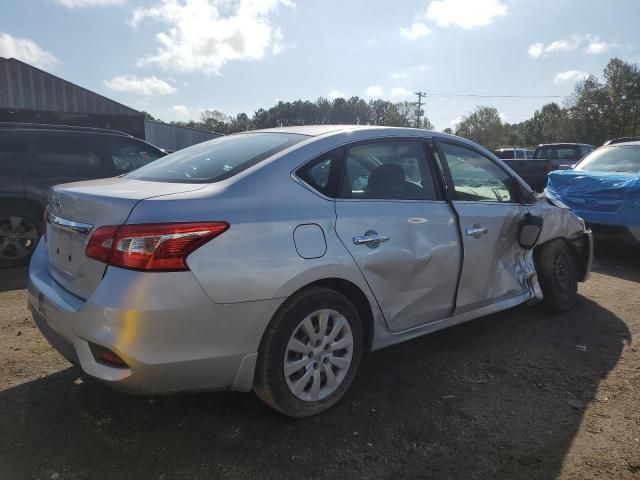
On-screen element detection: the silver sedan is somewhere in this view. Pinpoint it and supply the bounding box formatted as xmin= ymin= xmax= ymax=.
xmin=28 ymin=126 xmax=592 ymax=417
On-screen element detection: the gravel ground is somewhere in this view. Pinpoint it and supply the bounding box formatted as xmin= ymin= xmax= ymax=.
xmin=0 ymin=246 xmax=639 ymax=480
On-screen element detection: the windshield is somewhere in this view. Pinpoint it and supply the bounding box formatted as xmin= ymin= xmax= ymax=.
xmin=575 ymin=145 xmax=640 ymax=174
xmin=125 ymin=133 xmax=306 ymax=183
xmin=533 ymin=146 xmax=580 ymax=160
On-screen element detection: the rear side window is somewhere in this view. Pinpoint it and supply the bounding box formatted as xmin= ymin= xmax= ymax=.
xmin=35 ymin=134 xmax=103 ymax=172
xmin=0 ymin=133 xmax=28 ymax=171
xmin=105 ymin=137 xmax=164 ymax=173
xmin=296 ymin=148 xmax=343 ymax=197
xmin=126 ymin=133 xmax=306 ymax=183
xmin=339 ymin=141 xmax=437 ymax=200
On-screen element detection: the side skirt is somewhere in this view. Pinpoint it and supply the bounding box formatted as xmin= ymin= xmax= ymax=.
xmin=371 ymin=292 xmax=531 ymax=351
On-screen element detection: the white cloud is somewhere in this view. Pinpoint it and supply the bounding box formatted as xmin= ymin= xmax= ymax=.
xmin=51 ymin=0 xmax=124 ymax=7
xmin=390 ymin=87 xmax=412 ymax=97
xmin=413 ymin=64 xmax=430 ymax=72
xmin=450 ymin=116 xmax=462 ymax=128
xmin=171 ymin=105 xmax=191 ymax=117
xmin=498 ymin=112 xmax=507 ymax=122
xmin=426 ymin=0 xmax=508 ymax=29
xmin=529 ymin=34 xmax=621 ymax=58
xmin=527 ymin=42 xmax=544 ymax=58
xmin=0 ymin=33 xmax=59 ymax=69
xmin=391 ymin=72 xmax=408 ymax=79
xmin=104 ymin=75 xmax=177 ymax=95
xmin=365 ymin=37 xmax=377 ymax=46
xmin=328 ymin=90 xmax=346 ymax=99
xmin=400 ymin=22 xmax=431 ymax=40
xmin=365 ymin=85 xmax=384 ymax=97
xmin=554 ymin=70 xmax=589 ymax=84
xmin=131 ymin=0 xmax=294 ymax=75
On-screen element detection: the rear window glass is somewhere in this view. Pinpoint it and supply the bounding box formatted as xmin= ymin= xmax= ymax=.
xmin=575 ymin=145 xmax=640 ymax=174
xmin=533 ymin=146 xmax=579 ymax=160
xmin=495 ymin=150 xmax=515 ymax=159
xmin=125 ymin=133 xmax=306 ymax=183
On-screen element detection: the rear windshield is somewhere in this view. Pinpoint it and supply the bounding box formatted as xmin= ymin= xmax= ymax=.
xmin=125 ymin=133 xmax=306 ymax=183
xmin=575 ymin=145 xmax=640 ymax=174
xmin=495 ymin=150 xmax=515 ymax=159
xmin=533 ymin=146 xmax=580 ymax=160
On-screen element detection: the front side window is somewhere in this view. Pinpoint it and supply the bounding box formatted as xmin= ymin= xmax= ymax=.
xmin=339 ymin=142 xmax=437 ymax=200
xmin=440 ymin=143 xmax=514 ymax=203
xmin=575 ymin=145 xmax=640 ymax=174
xmin=106 ymin=137 xmax=164 ymax=173
xmin=35 ymin=134 xmax=103 ymax=172
xmin=126 ymin=133 xmax=306 ymax=183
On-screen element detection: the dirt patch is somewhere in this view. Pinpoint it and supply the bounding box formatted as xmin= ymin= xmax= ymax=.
xmin=0 ymin=246 xmax=638 ymax=479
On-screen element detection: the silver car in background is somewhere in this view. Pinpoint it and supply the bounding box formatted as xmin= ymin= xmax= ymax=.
xmin=28 ymin=126 xmax=592 ymax=417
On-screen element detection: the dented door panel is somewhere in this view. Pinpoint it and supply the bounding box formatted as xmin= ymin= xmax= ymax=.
xmin=335 ymin=200 xmax=461 ymax=332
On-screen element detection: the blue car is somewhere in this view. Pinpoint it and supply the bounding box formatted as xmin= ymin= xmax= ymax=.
xmin=546 ymin=141 xmax=640 ymax=243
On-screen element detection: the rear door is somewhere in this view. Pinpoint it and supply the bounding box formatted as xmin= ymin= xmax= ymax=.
xmin=435 ymin=140 xmax=528 ymax=314
xmin=26 ymin=132 xmax=114 ymax=204
xmin=334 ymin=139 xmax=461 ymax=332
xmin=0 ymin=131 xmax=28 ymax=200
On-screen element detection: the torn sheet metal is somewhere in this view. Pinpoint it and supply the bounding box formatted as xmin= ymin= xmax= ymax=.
xmin=514 ymin=193 xmax=591 ymax=304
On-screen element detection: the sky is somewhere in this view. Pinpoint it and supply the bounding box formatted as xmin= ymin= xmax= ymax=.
xmin=1 ymin=0 xmax=640 ymax=130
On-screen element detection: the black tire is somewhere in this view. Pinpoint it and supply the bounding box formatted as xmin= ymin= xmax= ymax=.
xmin=534 ymin=239 xmax=578 ymax=311
xmin=0 ymin=206 xmax=42 ymax=268
xmin=254 ymin=286 xmax=363 ymax=418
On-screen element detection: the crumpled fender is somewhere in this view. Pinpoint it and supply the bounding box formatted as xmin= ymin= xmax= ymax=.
xmin=515 ymin=194 xmax=592 ymax=304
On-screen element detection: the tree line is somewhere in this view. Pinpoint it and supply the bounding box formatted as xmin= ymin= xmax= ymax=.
xmin=146 ymin=57 xmax=640 ymax=150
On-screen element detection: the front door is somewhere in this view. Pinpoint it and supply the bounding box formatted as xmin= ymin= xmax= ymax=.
xmin=334 ymin=140 xmax=461 ymax=332
xmin=436 ymin=140 xmax=528 ymax=313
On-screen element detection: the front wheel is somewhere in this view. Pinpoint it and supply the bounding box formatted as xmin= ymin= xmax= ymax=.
xmin=535 ymin=239 xmax=578 ymax=311
xmin=254 ymin=287 xmax=363 ymax=417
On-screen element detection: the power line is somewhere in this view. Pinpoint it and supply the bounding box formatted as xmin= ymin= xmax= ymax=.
xmin=427 ymin=93 xmax=563 ymax=99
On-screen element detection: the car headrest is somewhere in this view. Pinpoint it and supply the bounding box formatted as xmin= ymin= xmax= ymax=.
xmin=368 ymin=163 xmax=406 ymax=196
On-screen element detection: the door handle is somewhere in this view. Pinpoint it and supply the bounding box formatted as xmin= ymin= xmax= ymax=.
xmin=353 ymin=234 xmax=389 ymax=245
xmin=465 ymin=227 xmax=488 ymax=239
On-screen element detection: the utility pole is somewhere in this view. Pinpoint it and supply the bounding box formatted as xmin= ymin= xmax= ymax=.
xmin=414 ymin=91 xmax=426 ymax=128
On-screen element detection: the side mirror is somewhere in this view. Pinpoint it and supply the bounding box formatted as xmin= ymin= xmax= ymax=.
xmin=519 ymin=213 xmax=543 ymax=250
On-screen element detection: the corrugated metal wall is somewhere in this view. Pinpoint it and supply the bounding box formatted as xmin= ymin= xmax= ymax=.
xmin=0 ymin=57 xmax=141 ymax=117
xmin=144 ymin=120 xmax=222 ymax=151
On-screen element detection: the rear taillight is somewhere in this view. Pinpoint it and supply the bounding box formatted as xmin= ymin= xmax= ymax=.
xmin=545 ymin=162 xmax=556 ymax=174
xmin=86 ymin=222 xmax=229 ymax=271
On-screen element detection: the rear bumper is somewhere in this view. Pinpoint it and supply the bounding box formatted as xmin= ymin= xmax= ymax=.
xmin=28 ymin=241 xmax=283 ymax=394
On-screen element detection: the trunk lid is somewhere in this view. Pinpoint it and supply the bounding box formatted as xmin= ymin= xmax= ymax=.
xmin=46 ymin=177 xmax=206 ymax=299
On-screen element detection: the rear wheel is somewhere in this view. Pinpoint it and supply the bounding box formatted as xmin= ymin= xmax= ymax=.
xmin=254 ymin=287 xmax=363 ymax=417
xmin=535 ymin=239 xmax=578 ymax=311
xmin=0 ymin=207 xmax=41 ymax=267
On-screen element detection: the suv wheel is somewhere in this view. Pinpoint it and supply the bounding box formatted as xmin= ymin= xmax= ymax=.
xmin=0 ymin=207 xmax=41 ymax=267
xmin=254 ymin=287 xmax=363 ymax=417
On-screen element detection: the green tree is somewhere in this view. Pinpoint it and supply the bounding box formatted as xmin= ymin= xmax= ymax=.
xmin=455 ymin=106 xmax=505 ymax=150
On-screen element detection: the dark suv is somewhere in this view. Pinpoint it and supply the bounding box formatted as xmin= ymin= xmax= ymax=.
xmin=0 ymin=123 xmax=166 ymax=266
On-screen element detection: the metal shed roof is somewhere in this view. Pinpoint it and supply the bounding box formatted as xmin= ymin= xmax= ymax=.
xmin=0 ymin=57 xmax=142 ymax=117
